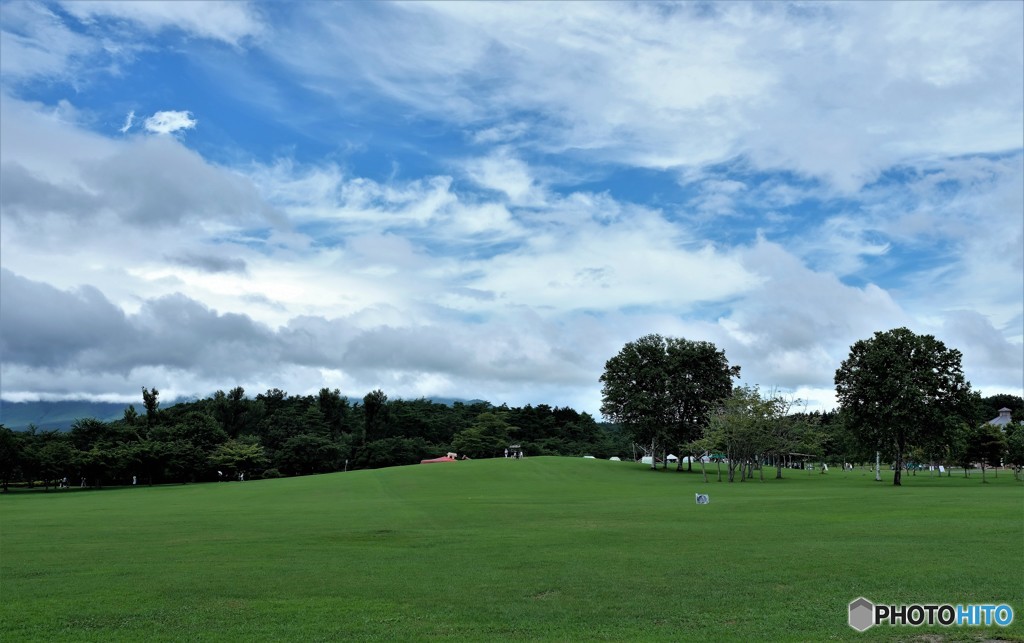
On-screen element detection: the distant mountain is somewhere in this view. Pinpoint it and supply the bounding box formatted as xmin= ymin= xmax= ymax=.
xmin=0 ymin=400 xmax=133 ymax=431
xmin=424 ymin=397 xmax=489 ymax=407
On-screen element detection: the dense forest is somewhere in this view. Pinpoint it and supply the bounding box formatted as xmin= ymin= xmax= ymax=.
xmin=0 ymin=387 xmax=632 ymax=490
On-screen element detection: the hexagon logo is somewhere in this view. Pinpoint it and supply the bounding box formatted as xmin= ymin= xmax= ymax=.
xmin=849 ymin=597 xmax=875 ymax=632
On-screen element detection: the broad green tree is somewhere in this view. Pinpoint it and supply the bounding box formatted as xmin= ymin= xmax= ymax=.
xmin=834 ymin=327 xmax=974 ymax=486
xmin=451 ymin=412 xmax=513 ymax=459
xmin=277 ymin=434 xmax=343 ymax=476
xmin=600 ymin=334 xmax=739 ymax=469
xmin=209 ymin=436 xmax=269 ymax=479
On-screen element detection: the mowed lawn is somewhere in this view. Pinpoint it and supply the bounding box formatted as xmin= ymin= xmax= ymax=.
xmin=1 ymin=457 xmax=1021 ymax=642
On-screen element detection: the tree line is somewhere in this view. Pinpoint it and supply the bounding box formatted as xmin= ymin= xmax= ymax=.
xmin=600 ymin=330 xmax=1024 ymax=485
xmin=0 ymin=387 xmax=631 ymax=491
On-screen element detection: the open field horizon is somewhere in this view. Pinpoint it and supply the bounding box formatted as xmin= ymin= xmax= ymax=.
xmin=2 ymin=457 xmax=1021 ymax=641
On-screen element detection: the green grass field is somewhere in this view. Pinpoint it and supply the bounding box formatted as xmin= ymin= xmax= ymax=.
xmin=2 ymin=457 xmax=1021 ymax=641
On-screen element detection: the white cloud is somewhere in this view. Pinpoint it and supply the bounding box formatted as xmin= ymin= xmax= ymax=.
xmin=60 ymin=1 xmax=264 ymax=46
xmin=267 ymin=2 xmax=1021 ymax=191
xmin=463 ymin=147 xmax=543 ymax=206
xmin=143 ymin=110 xmax=197 ymax=135
xmin=0 ymin=2 xmax=101 ymax=82
xmin=119 ymin=109 xmax=135 ymax=133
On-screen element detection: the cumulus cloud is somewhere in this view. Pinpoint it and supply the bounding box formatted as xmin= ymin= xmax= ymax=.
xmin=144 ymin=110 xmax=197 ymax=135
xmin=715 ymin=238 xmax=909 ymax=389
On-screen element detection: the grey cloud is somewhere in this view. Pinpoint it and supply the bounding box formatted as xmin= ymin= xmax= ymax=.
xmin=1 ymin=133 xmax=280 ymax=234
xmin=341 ymin=326 xmax=471 ymax=374
xmin=81 ymin=136 xmax=275 ymax=227
xmin=449 ymin=286 xmax=496 ymax=301
xmin=1 ymin=270 xmax=276 ymax=379
xmin=241 ymin=293 xmax=287 ymax=310
xmin=0 ymin=268 xmax=598 ymax=400
xmin=0 ymin=269 xmax=133 ymax=368
xmin=941 ymin=310 xmax=1024 ymax=376
xmin=277 ymin=315 xmax=360 ymax=367
xmin=0 ymin=161 xmax=101 ymax=219
xmin=123 ymin=294 xmax=278 ymax=376
xmin=167 ymin=252 xmax=248 ymax=274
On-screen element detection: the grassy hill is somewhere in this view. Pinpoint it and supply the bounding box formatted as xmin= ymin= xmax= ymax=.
xmin=1 ymin=457 xmax=1021 ymax=641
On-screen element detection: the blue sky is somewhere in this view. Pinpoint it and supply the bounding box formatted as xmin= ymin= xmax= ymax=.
xmin=1 ymin=1 xmax=1021 ymax=413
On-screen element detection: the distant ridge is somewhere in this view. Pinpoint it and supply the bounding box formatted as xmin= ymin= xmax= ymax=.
xmin=0 ymin=395 xmax=492 ymax=432
xmin=0 ymin=400 xmax=133 ymax=431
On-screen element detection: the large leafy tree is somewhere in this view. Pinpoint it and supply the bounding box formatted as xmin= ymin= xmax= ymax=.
xmin=600 ymin=334 xmax=740 ymax=469
xmin=451 ymin=412 xmax=514 ymax=459
xmin=834 ymin=327 xmax=974 ymax=486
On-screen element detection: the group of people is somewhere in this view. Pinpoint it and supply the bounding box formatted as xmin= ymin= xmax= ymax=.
xmin=504 ymin=448 xmax=524 ymax=459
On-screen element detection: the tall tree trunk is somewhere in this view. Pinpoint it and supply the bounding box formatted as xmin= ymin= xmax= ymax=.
xmin=716 ymin=460 xmax=722 ymax=482
xmin=893 ymin=443 xmax=903 ymax=486
xmin=776 ymin=458 xmax=783 ymax=479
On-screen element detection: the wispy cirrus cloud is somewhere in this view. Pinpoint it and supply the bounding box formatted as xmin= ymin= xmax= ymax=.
xmin=59 ymin=0 xmax=265 ymax=46
xmin=265 ymin=2 xmax=1022 ymax=191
